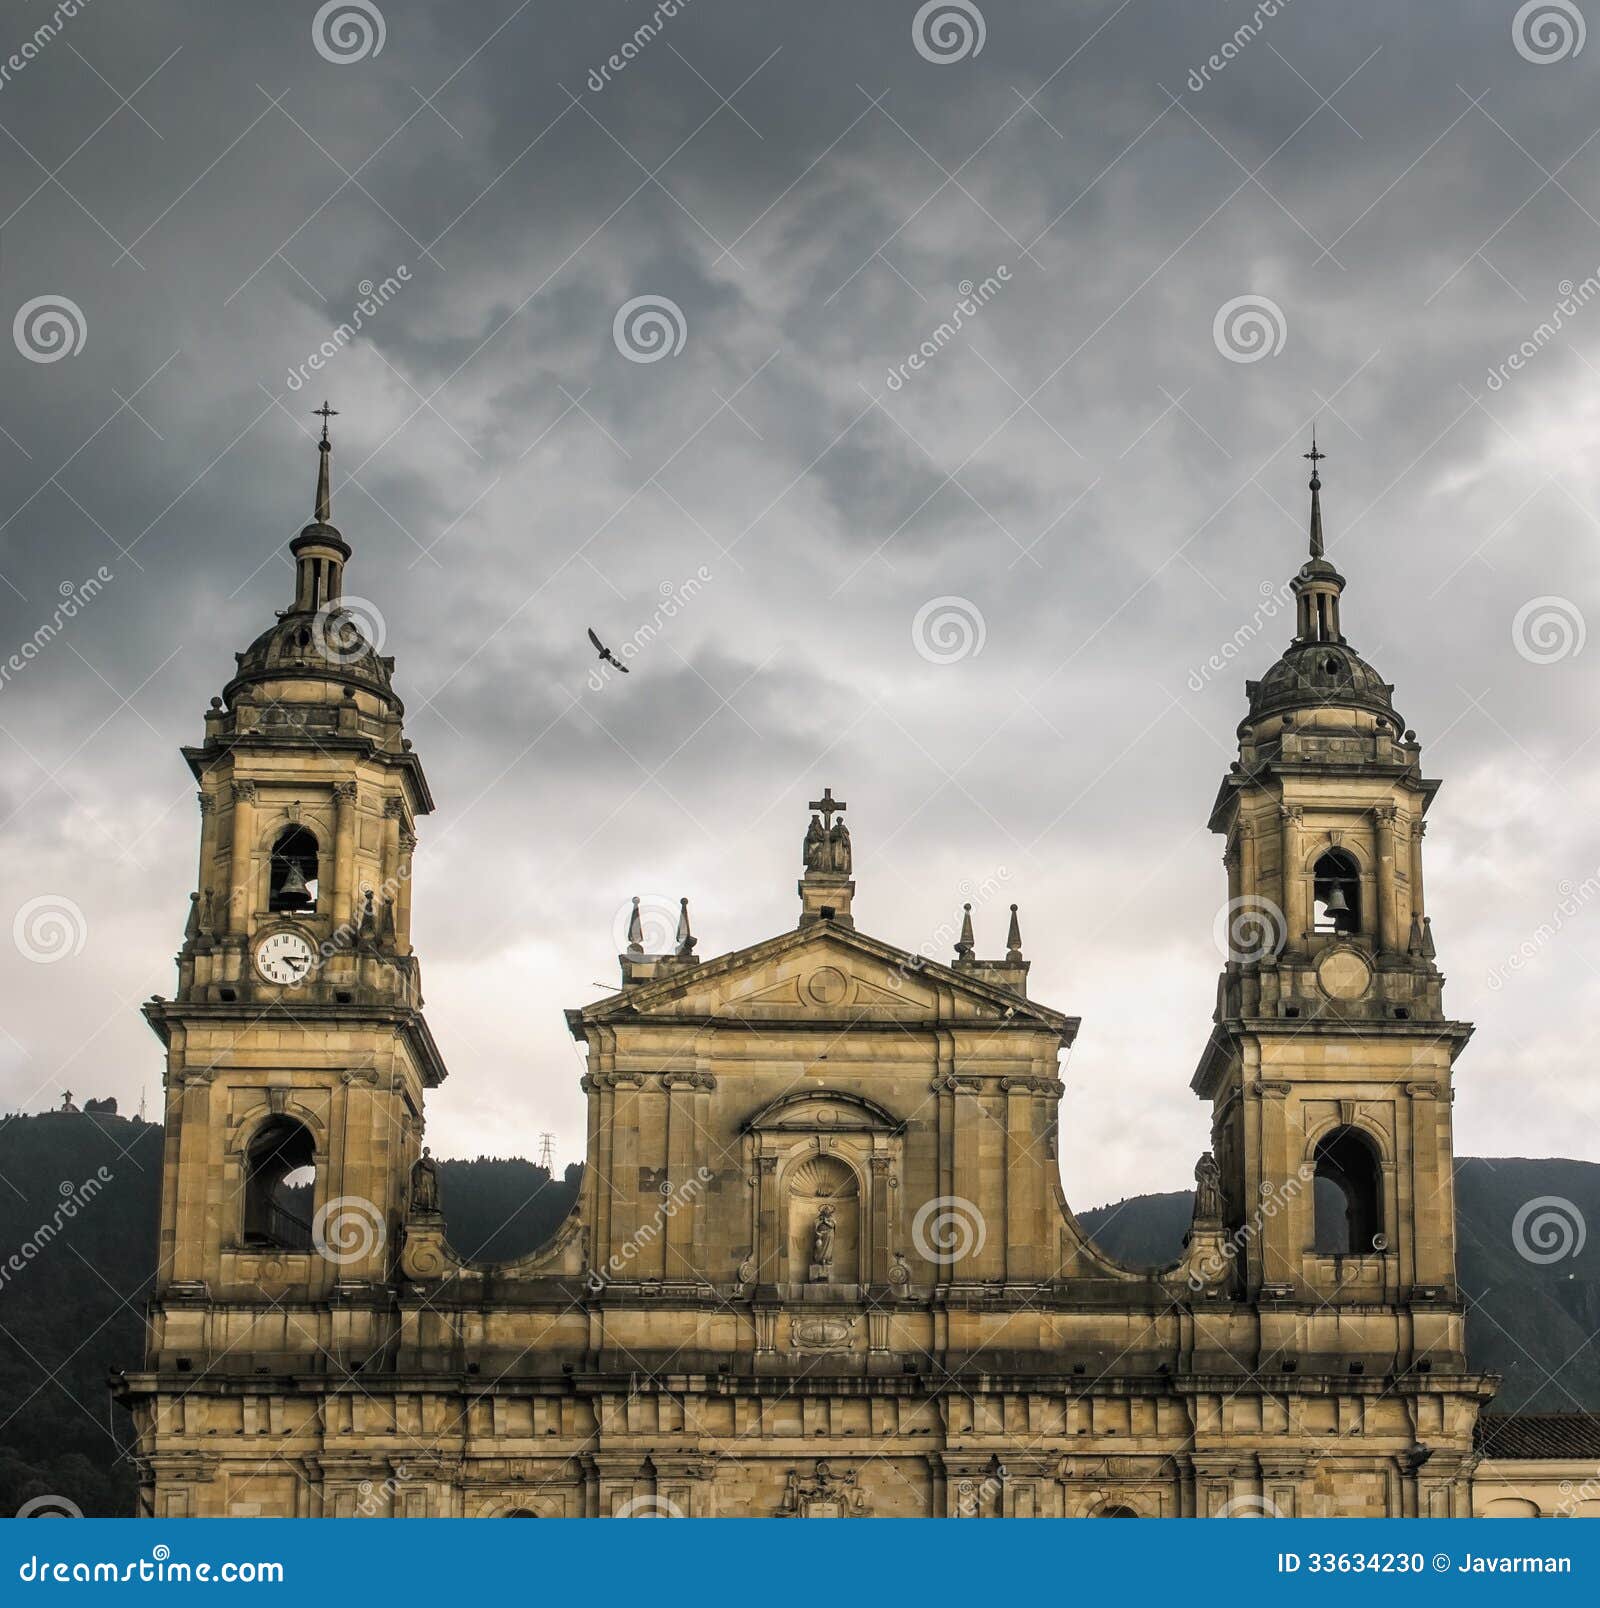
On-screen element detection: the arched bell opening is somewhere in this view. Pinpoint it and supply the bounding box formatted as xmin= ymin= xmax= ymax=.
xmin=1312 ymin=1126 xmax=1383 ymax=1255
xmin=242 ymin=1116 xmax=317 ymax=1251
xmin=268 ymin=825 xmax=319 ymax=912
xmin=1312 ymin=848 xmax=1361 ymax=936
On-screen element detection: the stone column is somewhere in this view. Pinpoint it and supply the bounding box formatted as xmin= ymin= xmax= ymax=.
xmin=381 ymin=796 xmax=402 ymax=908
xmin=332 ymin=781 xmax=358 ymax=929
xmin=227 ymin=780 xmax=256 ymax=935
xmin=1374 ymin=804 xmax=1400 ymax=955
xmin=755 ymin=1155 xmax=780 ymax=1285
xmin=868 ymin=1153 xmax=893 ymax=1286
xmin=396 ymin=829 xmax=417 ymax=955
xmin=1279 ymin=806 xmax=1307 ymax=952
xmin=195 ymin=792 xmax=218 ymax=919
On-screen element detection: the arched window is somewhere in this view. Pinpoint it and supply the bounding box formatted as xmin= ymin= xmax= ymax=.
xmin=1313 ymin=1127 xmax=1383 ymax=1255
xmin=1094 ymin=1505 xmax=1139 ymax=1517
xmin=242 ymin=1117 xmax=316 ymax=1251
xmin=1312 ymin=848 xmax=1360 ymax=936
xmin=269 ymin=826 xmax=319 ymax=912
xmin=503 ymin=1510 xmax=539 ymax=1518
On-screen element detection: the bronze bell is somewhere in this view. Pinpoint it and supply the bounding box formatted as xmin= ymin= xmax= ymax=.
xmin=278 ymin=863 xmax=312 ymax=908
xmin=1323 ymin=884 xmax=1350 ymax=915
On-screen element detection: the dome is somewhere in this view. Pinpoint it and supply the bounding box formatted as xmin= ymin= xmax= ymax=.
xmin=1245 ymin=637 xmax=1399 ymax=727
xmin=225 ymin=605 xmax=396 ymax=707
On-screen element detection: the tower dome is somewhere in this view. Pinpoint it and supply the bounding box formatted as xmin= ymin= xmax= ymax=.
xmin=1239 ymin=437 xmax=1406 ymax=744
xmin=218 ymin=404 xmax=402 ymax=717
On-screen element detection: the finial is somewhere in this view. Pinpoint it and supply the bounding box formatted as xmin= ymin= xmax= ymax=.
xmin=626 ymin=896 xmax=644 ymax=955
xmin=312 ymin=401 xmax=338 ymax=524
xmin=675 ymin=897 xmax=697 ymax=959
xmin=954 ymin=902 xmax=975 ymax=962
xmin=1006 ymin=903 xmax=1022 ymax=963
xmin=1303 ymin=427 xmax=1326 ymax=560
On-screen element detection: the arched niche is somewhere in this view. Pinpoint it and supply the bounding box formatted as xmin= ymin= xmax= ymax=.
xmin=783 ymin=1153 xmax=861 ymax=1283
xmin=744 ymin=1090 xmax=903 ymax=1290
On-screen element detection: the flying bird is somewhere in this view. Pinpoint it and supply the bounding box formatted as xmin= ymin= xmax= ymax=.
xmin=587 ymin=626 xmax=630 ymax=674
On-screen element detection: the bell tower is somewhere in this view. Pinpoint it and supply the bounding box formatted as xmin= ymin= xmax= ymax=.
xmin=140 ymin=407 xmax=446 ymax=1395
xmin=1192 ymin=442 xmax=1473 ymax=1371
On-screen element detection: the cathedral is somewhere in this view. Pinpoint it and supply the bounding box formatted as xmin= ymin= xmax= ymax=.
xmin=119 ymin=417 xmax=1553 ymax=1518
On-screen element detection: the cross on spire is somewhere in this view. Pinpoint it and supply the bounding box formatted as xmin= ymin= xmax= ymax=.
xmin=313 ymin=400 xmax=339 ymax=445
xmin=808 ymin=787 xmax=846 ymax=829
xmin=1304 ymin=428 xmax=1326 ymax=560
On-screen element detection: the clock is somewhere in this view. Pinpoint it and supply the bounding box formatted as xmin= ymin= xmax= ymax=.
xmin=254 ymin=930 xmax=316 ymax=986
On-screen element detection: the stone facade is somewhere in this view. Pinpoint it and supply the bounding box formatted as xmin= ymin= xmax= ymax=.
xmin=118 ymin=434 xmax=1512 ymax=1518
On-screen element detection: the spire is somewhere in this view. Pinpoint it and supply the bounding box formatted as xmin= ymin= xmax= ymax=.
xmin=954 ymin=903 xmax=975 ymax=963
xmin=289 ymin=402 xmax=350 ymax=614
xmin=1289 ymin=433 xmax=1345 ymax=645
xmin=1005 ymin=903 xmax=1023 ymax=963
xmin=626 ymin=896 xmax=644 ymax=955
xmin=1304 ymin=428 xmax=1326 ymax=560
xmin=675 ymin=897 xmax=697 ymax=959
xmin=313 ymin=401 xmax=337 ymax=525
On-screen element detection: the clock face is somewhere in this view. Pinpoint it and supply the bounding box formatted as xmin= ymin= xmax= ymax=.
xmin=255 ymin=930 xmax=316 ymax=986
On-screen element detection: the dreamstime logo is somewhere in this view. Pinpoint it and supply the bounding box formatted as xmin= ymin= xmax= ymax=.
xmin=0 ymin=567 xmax=114 ymax=695
xmin=13 ymin=295 xmax=86 ymax=363
xmin=15 ymin=1495 xmax=83 ymax=1518
xmin=913 ymin=0 xmax=986 ymax=63
xmin=1187 ymin=1165 xmax=1314 ymax=1291
xmin=884 ymin=267 xmax=1010 ymax=390
xmin=613 ymin=893 xmax=679 ymax=956
xmin=1186 ymin=577 xmax=1295 ymax=692
xmin=586 ymin=0 xmax=695 ymax=91
xmin=1512 ymin=1195 xmax=1587 ymax=1264
xmin=586 ymin=1168 xmax=714 ymax=1291
xmin=884 ymin=867 xmax=1013 ymax=990
xmin=1512 ymin=596 xmax=1585 ymax=663
xmin=311 ymin=596 xmax=388 ymax=664
xmin=1186 ymin=0 xmax=1297 ymax=92
xmin=912 ymin=596 xmax=986 ymax=664
xmin=13 ymin=895 xmax=87 ymax=964
xmin=612 ymin=295 xmax=687 ymax=363
xmin=1557 ymin=1471 xmax=1600 ymax=1516
xmin=956 ymin=1467 xmax=1006 ymax=1516
xmin=1486 ymin=868 xmax=1600 ymax=991
xmin=313 ymin=0 xmax=386 ymax=64
xmin=586 ymin=568 xmax=714 ymax=690
xmin=1513 ymin=0 xmax=1586 ymax=63
xmin=1484 ymin=272 xmax=1600 ymax=391
xmin=284 ymin=267 xmax=411 ymax=392
xmin=1212 ymin=895 xmax=1287 ymax=965
xmin=614 ymin=1494 xmax=684 ymax=1518
xmin=312 ymin=1195 xmax=385 ymax=1266
xmin=912 ymin=1195 xmax=986 ymax=1264
xmin=1216 ymin=1493 xmax=1285 ymax=1518
xmin=1212 ymin=294 xmax=1287 ymax=363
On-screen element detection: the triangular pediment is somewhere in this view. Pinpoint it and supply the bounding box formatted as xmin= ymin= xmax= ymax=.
xmin=572 ymin=924 xmax=1075 ymax=1036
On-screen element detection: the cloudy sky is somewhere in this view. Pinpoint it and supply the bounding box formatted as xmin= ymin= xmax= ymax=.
xmin=2 ymin=0 xmax=1598 ymax=1207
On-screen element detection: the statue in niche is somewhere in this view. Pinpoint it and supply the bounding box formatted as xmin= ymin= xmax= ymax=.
xmin=1193 ymin=1151 xmax=1222 ymax=1222
xmin=410 ymin=1146 xmax=440 ymax=1215
xmin=812 ymin=1205 xmax=837 ymax=1270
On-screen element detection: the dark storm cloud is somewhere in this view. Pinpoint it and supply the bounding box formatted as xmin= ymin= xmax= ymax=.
xmin=2 ymin=0 xmax=1599 ymax=1198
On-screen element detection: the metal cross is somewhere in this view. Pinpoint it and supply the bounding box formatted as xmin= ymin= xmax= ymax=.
xmin=1303 ymin=431 xmax=1326 ymax=472
xmin=313 ymin=401 xmax=338 ymax=443
xmin=808 ymin=787 xmax=846 ymax=828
